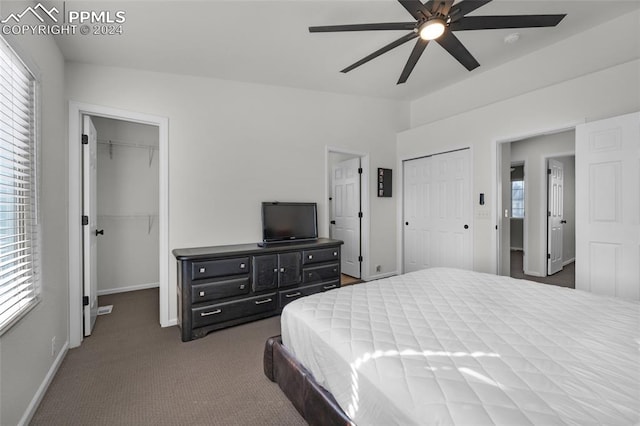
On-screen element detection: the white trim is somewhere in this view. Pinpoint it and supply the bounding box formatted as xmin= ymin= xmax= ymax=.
xmin=97 ymin=282 xmax=160 ymax=296
xmin=493 ymin=120 xmax=584 ymax=277
xmin=523 ymin=270 xmax=545 ymax=278
xmin=17 ymin=341 xmax=69 ymax=426
xmin=325 ymin=146 xmax=370 ymax=281
xmin=68 ymin=101 xmax=170 ymax=348
xmin=563 ymin=257 xmax=575 ymax=266
xmin=365 ymin=271 xmax=398 ymax=281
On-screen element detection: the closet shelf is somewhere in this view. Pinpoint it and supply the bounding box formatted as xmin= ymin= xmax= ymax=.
xmin=98 ymin=138 xmax=158 ymax=166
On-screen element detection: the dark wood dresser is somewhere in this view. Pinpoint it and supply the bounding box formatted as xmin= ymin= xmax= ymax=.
xmin=173 ymin=238 xmax=343 ymax=341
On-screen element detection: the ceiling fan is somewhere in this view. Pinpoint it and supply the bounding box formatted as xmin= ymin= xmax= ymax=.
xmin=309 ymin=0 xmax=566 ymax=84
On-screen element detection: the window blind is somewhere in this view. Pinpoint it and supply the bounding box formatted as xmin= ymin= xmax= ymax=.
xmin=0 ymin=38 xmax=40 ymax=334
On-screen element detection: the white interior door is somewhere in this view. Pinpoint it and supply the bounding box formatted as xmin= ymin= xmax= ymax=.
xmin=576 ymin=111 xmax=640 ymax=300
xmin=547 ymin=158 xmax=564 ymax=275
xmin=83 ymin=116 xmax=99 ymax=335
xmin=332 ymin=157 xmax=361 ymax=278
xmin=403 ymin=149 xmax=472 ymax=273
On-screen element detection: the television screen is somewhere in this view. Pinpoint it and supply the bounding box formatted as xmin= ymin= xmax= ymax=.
xmin=261 ymin=202 xmax=318 ymax=243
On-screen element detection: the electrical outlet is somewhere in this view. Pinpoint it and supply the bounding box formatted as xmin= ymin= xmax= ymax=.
xmin=376 ymin=265 xmax=381 ymax=272
xmin=51 ymin=336 xmax=56 ymax=357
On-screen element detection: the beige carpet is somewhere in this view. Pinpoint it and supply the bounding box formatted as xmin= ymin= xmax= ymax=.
xmin=30 ymin=289 xmax=305 ymax=426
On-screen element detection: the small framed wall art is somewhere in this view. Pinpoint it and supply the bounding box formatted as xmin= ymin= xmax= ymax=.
xmin=378 ymin=168 xmax=392 ymax=197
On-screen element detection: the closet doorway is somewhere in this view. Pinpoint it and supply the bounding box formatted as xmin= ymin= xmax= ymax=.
xmin=402 ymin=149 xmax=472 ymax=273
xmin=92 ymin=117 xmax=160 ymax=292
xmin=69 ymin=102 xmax=169 ymax=348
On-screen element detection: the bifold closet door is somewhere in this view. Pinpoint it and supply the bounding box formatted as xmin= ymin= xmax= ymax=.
xmin=403 ymin=149 xmax=472 ymax=273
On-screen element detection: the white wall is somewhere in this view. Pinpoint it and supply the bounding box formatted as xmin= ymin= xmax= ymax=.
xmin=511 ymin=131 xmax=575 ymax=276
xmin=0 ymin=5 xmax=68 ymax=426
xmin=66 ymin=63 xmax=409 ymax=323
xmin=92 ymin=117 xmax=160 ymax=294
xmin=397 ymin=9 xmax=640 ymax=274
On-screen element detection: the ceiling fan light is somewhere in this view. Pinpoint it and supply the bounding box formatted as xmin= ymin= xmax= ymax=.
xmin=419 ymin=19 xmax=445 ymax=40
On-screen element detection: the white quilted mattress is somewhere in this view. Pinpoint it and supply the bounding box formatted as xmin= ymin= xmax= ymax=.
xmin=281 ymin=267 xmax=640 ymax=425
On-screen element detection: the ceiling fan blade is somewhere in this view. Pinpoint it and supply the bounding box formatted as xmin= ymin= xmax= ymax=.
xmin=398 ymin=0 xmax=431 ymax=19
xmin=451 ymin=14 xmax=566 ymax=31
xmin=432 ymin=0 xmax=454 ymax=16
xmin=449 ymin=0 xmax=492 ymax=22
xmin=342 ymin=32 xmax=418 ymax=73
xmin=436 ymin=31 xmax=480 ymax=71
xmin=397 ymin=38 xmax=429 ymax=84
xmin=309 ymin=22 xmax=417 ymax=32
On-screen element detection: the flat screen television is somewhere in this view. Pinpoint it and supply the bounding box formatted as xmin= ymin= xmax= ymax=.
xmin=261 ymin=202 xmax=318 ymax=244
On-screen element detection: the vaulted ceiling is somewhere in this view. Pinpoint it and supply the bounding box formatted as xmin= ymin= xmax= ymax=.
xmin=48 ymin=1 xmax=640 ymax=101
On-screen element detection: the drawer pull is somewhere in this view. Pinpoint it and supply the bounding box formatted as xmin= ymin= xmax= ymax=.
xmin=273 ymin=268 xmax=278 ymax=273
xmin=240 ymin=263 xmax=246 ymax=269
xmin=323 ymin=284 xmax=338 ymax=290
xmin=280 ymin=267 xmax=285 ymax=273
xmin=308 ymin=255 xmax=313 ymax=259
xmin=201 ymin=309 xmax=221 ymax=317
xmin=199 ymin=267 xmax=206 ymax=273
xmin=199 ymin=291 xmax=205 ymax=297
xmin=255 ymin=298 xmax=272 ymax=305
xmin=285 ymin=292 xmax=301 ymax=298
xmin=240 ymin=284 xmax=246 ymax=290
xmin=333 ymin=252 xmax=337 ymax=256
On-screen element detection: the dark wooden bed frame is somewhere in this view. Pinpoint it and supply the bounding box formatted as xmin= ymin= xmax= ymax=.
xmin=264 ymin=335 xmax=353 ymax=426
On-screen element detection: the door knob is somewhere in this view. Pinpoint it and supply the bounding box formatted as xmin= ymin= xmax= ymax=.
xmin=464 ymin=225 xmax=469 ymax=229
xmin=560 ymin=220 xmax=567 ymax=224
xmin=405 ymin=222 xmax=409 ymax=225
xmin=95 ymin=229 xmax=104 ymax=236
xmin=330 ymin=220 xmax=336 ymax=225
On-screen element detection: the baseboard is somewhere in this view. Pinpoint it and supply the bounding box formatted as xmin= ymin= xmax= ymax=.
xmin=364 ymin=271 xmax=398 ymax=281
xmin=523 ymin=270 xmax=545 ymax=277
xmin=510 ymin=247 xmax=523 ymax=251
xmin=18 ymin=340 xmax=69 ymax=426
xmin=162 ymin=317 xmax=178 ymax=328
xmin=563 ymin=257 xmax=575 ymax=266
xmin=97 ymin=281 xmax=159 ymax=296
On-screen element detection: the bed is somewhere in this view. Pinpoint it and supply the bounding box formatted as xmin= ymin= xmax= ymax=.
xmin=263 ymin=267 xmax=639 ymax=425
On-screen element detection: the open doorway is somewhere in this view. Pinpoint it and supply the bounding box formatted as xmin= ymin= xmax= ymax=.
xmin=326 ymin=148 xmax=369 ymax=283
xmin=69 ymin=102 xmax=169 ymax=348
xmin=498 ymin=130 xmax=576 ymax=289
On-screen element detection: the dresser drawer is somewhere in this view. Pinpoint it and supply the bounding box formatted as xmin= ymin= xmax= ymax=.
xmin=279 ymin=279 xmax=340 ymax=309
xmin=191 ymin=257 xmax=249 ymax=280
xmin=303 ymin=263 xmax=340 ymax=284
xmin=191 ymin=293 xmax=277 ymax=328
xmin=191 ymin=277 xmax=249 ymax=304
xmin=302 ymin=247 xmax=340 ymax=265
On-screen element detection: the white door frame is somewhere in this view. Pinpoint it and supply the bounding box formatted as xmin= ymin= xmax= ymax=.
xmin=325 ymin=147 xmax=370 ymax=281
xmin=68 ymin=101 xmax=170 ymax=348
xmin=493 ymin=121 xmax=582 ymax=276
xmin=397 ymin=146 xmax=474 ymax=274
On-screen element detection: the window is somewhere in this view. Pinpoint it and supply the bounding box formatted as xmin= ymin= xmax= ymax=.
xmin=0 ymin=38 xmax=40 ymax=334
xmin=511 ymin=180 xmax=525 ymax=218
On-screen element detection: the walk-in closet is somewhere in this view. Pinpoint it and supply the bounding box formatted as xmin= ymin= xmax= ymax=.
xmin=92 ymin=117 xmax=160 ymax=296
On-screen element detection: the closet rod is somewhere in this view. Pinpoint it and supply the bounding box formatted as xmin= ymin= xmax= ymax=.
xmin=97 ymin=138 xmax=159 ymax=150
xmin=98 ymin=138 xmax=157 ymax=165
